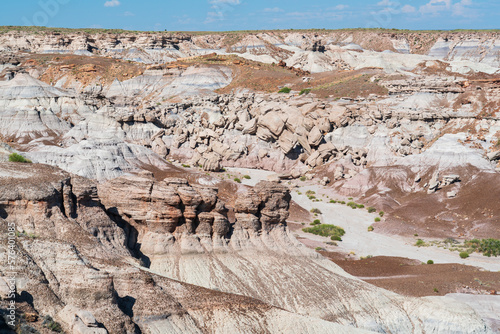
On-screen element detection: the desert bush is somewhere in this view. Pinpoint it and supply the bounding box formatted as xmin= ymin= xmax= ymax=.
xmin=9 ymin=153 xmax=31 ymax=163
xmin=42 ymin=315 xmax=63 ymax=332
xmin=329 ymin=199 xmax=337 ymax=203
xmin=315 ymin=247 xmax=323 ymax=251
xmin=243 ymin=175 xmax=251 ymax=179
xmin=367 ymin=207 xmax=376 ymax=213
xmin=303 ymin=224 xmax=345 ymax=241
xmin=367 ymin=226 xmax=374 ymax=232
xmin=299 ymin=88 xmax=311 ymax=95
xmin=233 ymin=178 xmax=241 ymax=183
xmin=415 ymin=239 xmax=425 ymax=247
xmin=311 ymin=219 xmax=321 ymax=225
xmin=310 ymin=208 xmax=322 ymax=214
xmin=278 ymin=87 xmax=291 ymax=93
xmin=459 ymin=252 xmax=469 ymax=259
xmin=379 ymin=211 xmax=385 ymax=217
xmin=465 ymin=239 xmax=500 ymax=257
xmin=374 ymin=217 xmax=381 ymax=222
xmin=299 ymin=176 xmax=306 ymax=181
xmin=181 ymin=164 xmax=190 ymax=168
xmin=427 ymin=260 xmax=434 ymax=264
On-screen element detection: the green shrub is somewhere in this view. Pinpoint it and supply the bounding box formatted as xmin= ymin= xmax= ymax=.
xmin=306 ymin=190 xmax=316 ymax=195
xmin=415 ymin=239 xmax=425 ymax=247
xmin=367 ymin=207 xmax=377 ymax=213
xmin=243 ymin=175 xmax=251 ymax=179
xmin=459 ymin=252 xmax=469 ymax=259
xmin=299 ymin=88 xmax=311 ymax=95
xmin=234 ymin=178 xmax=241 ymax=183
xmin=374 ymin=217 xmax=381 ymax=222
xmin=348 ymin=197 xmax=353 ymax=200
xmin=465 ymin=238 xmax=500 ymax=257
xmin=303 ymin=224 xmax=345 ymax=241
xmin=357 ymin=204 xmax=365 ymax=209
xmin=379 ymin=211 xmax=385 ymax=217
xmin=299 ymin=176 xmax=307 ymax=181
xmin=367 ymin=226 xmax=374 ymax=232
xmin=315 ymin=247 xmax=323 ymax=251
xmin=278 ymin=87 xmax=291 ymax=93
xmin=310 ymin=208 xmax=322 ymax=214
xmin=8 ymin=153 xmax=31 ymax=163
xmin=433 ymin=288 xmax=439 ymax=293
xmin=427 ymin=260 xmax=434 ymax=264
xmin=329 ymin=199 xmax=337 ymax=203
xmin=42 ymin=315 xmax=62 ymax=332
xmin=181 ymin=164 xmax=191 ymax=168
xmin=311 ymin=219 xmax=321 ymax=225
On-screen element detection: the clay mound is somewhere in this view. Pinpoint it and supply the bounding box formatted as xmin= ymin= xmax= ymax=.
xmin=0 ymin=72 xmax=69 ymax=99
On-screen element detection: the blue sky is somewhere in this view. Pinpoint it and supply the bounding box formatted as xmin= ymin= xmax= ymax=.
xmin=1 ymin=0 xmax=498 ymax=31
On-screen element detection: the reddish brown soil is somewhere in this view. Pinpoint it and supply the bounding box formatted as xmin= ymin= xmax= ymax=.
xmin=23 ymin=54 xmax=145 ymax=87
xmin=288 ymin=201 xmax=312 ymax=225
xmin=321 ymin=253 xmax=500 ymax=297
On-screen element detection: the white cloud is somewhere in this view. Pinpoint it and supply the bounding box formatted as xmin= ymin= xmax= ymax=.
xmin=209 ymin=0 xmax=240 ymax=4
xmin=104 ymin=0 xmax=120 ymax=7
xmin=123 ymin=11 xmax=134 ymax=16
xmin=452 ymin=0 xmax=473 ymax=16
xmin=419 ymin=0 xmax=451 ymax=15
xmin=401 ymin=4 xmax=416 ymax=13
xmin=419 ymin=0 xmax=473 ymax=16
xmin=377 ymin=0 xmax=398 ymax=6
xmin=263 ymin=7 xmax=284 ymax=12
xmin=334 ymin=4 xmax=349 ymax=10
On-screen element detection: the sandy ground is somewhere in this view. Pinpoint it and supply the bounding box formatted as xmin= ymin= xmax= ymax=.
xmin=227 ymin=167 xmax=500 ymax=272
xmin=446 ymin=294 xmax=500 ymax=332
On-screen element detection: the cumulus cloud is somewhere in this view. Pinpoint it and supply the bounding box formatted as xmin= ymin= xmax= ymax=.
xmin=401 ymin=4 xmax=416 ymax=13
xmin=452 ymin=0 xmax=473 ymax=16
xmin=419 ymin=0 xmax=473 ymax=16
xmin=419 ymin=0 xmax=451 ymax=15
xmin=104 ymin=0 xmax=120 ymax=7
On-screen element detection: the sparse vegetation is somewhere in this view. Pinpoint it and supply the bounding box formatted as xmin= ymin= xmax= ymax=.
xmin=374 ymin=217 xmax=381 ymax=222
xmin=415 ymin=239 xmax=426 ymax=247
xmin=459 ymin=252 xmax=469 ymax=259
xmin=181 ymin=164 xmax=191 ymax=168
xmin=464 ymin=239 xmax=500 ymax=257
xmin=278 ymin=87 xmax=291 ymax=93
xmin=433 ymin=288 xmax=439 ymax=293
xmin=234 ymin=178 xmax=241 ymax=183
xmin=367 ymin=207 xmax=376 ymax=213
xmin=243 ymin=175 xmax=251 ymax=179
xmin=299 ymin=176 xmax=307 ymax=181
xmin=427 ymin=260 xmax=434 ymax=264
xmin=329 ymin=199 xmax=337 ymax=203
xmin=315 ymin=247 xmax=323 ymax=251
xmin=303 ymin=224 xmax=345 ymax=241
xmin=299 ymin=88 xmax=311 ymax=95
xmin=367 ymin=226 xmax=374 ymax=232
xmin=379 ymin=211 xmax=385 ymax=217
xmin=311 ymin=219 xmax=321 ymax=226
xmin=310 ymin=208 xmax=322 ymax=214
xmin=9 ymin=153 xmax=31 ymax=163
xmin=42 ymin=315 xmax=62 ymax=332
